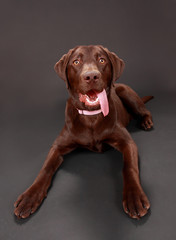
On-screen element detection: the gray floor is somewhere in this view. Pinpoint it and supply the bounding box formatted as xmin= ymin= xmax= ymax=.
xmin=1 ymin=0 xmax=176 ymax=239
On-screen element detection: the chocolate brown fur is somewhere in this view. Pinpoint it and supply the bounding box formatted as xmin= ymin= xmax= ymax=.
xmin=14 ymin=45 xmax=153 ymax=219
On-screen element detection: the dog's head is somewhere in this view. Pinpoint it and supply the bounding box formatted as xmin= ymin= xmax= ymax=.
xmin=54 ymin=45 xmax=125 ymax=112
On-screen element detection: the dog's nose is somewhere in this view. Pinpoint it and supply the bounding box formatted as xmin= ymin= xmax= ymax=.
xmin=82 ymin=71 xmax=100 ymax=82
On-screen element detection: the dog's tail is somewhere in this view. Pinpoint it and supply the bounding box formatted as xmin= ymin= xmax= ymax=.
xmin=141 ymin=96 xmax=154 ymax=104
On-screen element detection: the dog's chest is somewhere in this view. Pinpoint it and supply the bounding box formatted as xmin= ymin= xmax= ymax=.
xmin=86 ymin=141 xmax=107 ymax=152
xmin=77 ymin=131 xmax=107 ymax=152
xmin=72 ymin=119 xmax=111 ymax=152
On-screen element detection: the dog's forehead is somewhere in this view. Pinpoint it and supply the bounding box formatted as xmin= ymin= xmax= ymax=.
xmin=71 ymin=45 xmax=105 ymax=58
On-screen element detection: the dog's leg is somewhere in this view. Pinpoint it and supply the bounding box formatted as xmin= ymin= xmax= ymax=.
xmin=115 ymin=83 xmax=153 ymax=130
xmin=14 ymin=126 xmax=76 ymax=219
xmin=107 ymin=127 xmax=150 ymax=219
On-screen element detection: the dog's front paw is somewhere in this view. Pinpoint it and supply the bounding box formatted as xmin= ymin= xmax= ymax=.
xmin=123 ymin=186 xmax=150 ymax=219
xmin=141 ymin=115 xmax=153 ymax=130
xmin=14 ymin=185 xmax=47 ymax=219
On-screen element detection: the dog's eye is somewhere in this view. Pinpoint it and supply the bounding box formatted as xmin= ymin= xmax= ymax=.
xmin=73 ymin=60 xmax=80 ymax=65
xmin=99 ymin=58 xmax=105 ymax=64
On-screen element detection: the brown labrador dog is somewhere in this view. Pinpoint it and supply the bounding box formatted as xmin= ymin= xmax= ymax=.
xmin=14 ymin=45 xmax=153 ymax=219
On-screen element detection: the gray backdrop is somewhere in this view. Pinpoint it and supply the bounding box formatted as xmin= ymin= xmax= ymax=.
xmin=0 ymin=0 xmax=176 ymax=239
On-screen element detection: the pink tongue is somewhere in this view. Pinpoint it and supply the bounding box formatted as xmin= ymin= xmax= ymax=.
xmin=97 ymin=89 xmax=109 ymax=117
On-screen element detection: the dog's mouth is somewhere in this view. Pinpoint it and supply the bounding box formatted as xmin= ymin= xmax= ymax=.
xmin=79 ymin=90 xmax=100 ymax=106
xmin=79 ymin=89 xmax=109 ymax=116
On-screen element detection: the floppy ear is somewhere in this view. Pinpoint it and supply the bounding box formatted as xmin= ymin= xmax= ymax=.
xmin=54 ymin=48 xmax=74 ymax=89
xmin=99 ymin=46 xmax=125 ymax=82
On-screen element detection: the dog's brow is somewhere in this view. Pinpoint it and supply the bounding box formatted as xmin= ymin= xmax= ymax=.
xmin=94 ymin=52 xmax=106 ymax=59
xmin=71 ymin=53 xmax=83 ymax=60
xmin=70 ymin=53 xmax=83 ymax=61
